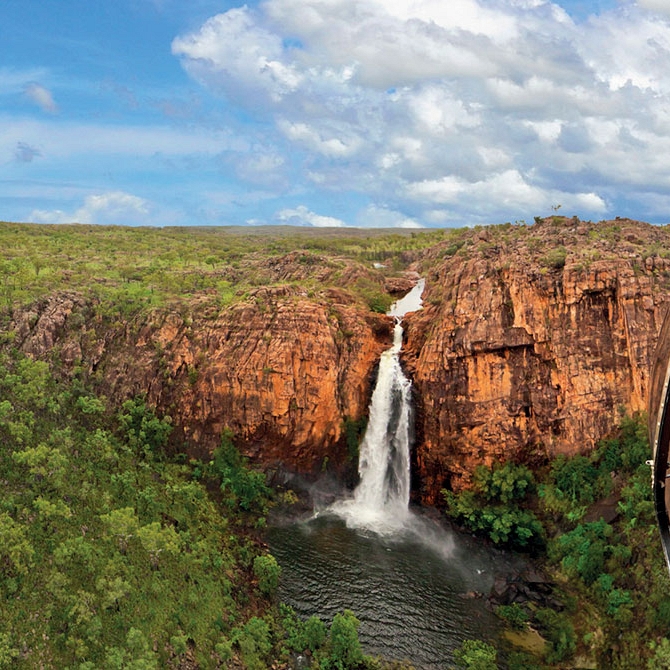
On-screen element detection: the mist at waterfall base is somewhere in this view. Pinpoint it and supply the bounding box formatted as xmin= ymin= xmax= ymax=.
xmin=267 ymin=280 xmax=520 ymax=668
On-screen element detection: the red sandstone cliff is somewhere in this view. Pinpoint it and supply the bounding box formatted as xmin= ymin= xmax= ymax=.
xmin=10 ymin=219 xmax=670 ymax=503
xmin=404 ymin=218 xmax=670 ymax=502
xmin=13 ymin=278 xmax=391 ymax=474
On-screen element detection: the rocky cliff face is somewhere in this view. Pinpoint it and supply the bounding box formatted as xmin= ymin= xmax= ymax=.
xmin=13 ymin=281 xmax=391 ymax=475
xmin=10 ymin=219 xmax=670 ymax=504
xmin=142 ymin=286 xmax=391 ymax=470
xmin=404 ymin=218 xmax=670 ymax=502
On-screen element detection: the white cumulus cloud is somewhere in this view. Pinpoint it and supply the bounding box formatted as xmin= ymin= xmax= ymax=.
xmin=356 ymin=205 xmax=423 ymax=228
xmin=31 ymin=191 xmax=152 ymax=226
xmin=275 ymin=205 xmax=346 ymax=227
xmin=170 ymin=0 xmax=670 ymax=225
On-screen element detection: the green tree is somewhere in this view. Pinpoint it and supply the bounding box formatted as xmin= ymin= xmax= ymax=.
xmin=209 ymin=430 xmax=270 ymax=514
xmin=232 ymin=617 xmax=272 ymax=670
xmin=104 ymin=627 xmax=158 ymax=669
xmin=550 ymin=454 xmax=598 ymax=505
xmin=534 ymin=608 xmax=576 ymax=664
xmin=304 ymin=616 xmax=327 ymax=653
xmin=253 ymin=553 xmax=281 ymax=596
xmin=550 ymin=520 xmax=613 ymax=586
xmin=495 ymin=604 xmax=529 ymax=630
xmin=326 ymin=610 xmax=364 ymax=670
xmin=118 ymin=397 xmax=172 ymax=458
xmin=473 ymin=463 xmax=535 ymax=503
xmin=12 ymin=442 xmax=69 ymax=490
xmin=648 ymin=638 xmax=670 ymax=669
xmin=0 ymin=632 xmax=19 ymax=668
xmin=453 ymin=639 xmax=498 ymax=669
xmin=101 ymin=507 xmax=140 ymax=553
xmin=443 ymin=464 xmax=544 ymax=552
xmin=280 ymin=604 xmax=327 ymax=655
xmin=136 ymin=521 xmax=181 ymax=569
xmin=0 ymin=512 xmax=35 ymax=576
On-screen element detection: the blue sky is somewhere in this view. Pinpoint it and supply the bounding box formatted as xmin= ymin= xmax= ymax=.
xmin=2 ymin=0 xmax=670 ymax=228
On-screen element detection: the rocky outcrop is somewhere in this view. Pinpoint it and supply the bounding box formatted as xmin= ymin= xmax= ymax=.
xmin=146 ymin=287 xmax=391 ymax=470
xmin=14 ymin=292 xmax=88 ymax=364
xmin=404 ymin=218 xmax=670 ymax=502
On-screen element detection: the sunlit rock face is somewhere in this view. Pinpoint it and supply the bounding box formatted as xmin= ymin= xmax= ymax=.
xmin=143 ymin=288 xmax=392 ymax=470
xmin=12 ymin=264 xmax=392 ymax=477
xmin=403 ymin=219 xmax=670 ymax=503
xmin=97 ymin=288 xmax=390 ymax=472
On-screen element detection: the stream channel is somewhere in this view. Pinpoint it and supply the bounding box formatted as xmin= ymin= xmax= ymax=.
xmin=267 ymin=280 xmax=523 ymax=668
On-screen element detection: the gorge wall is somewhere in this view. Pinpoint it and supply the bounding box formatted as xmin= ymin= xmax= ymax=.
xmin=405 ymin=220 xmax=670 ymax=502
xmin=10 ymin=219 xmax=670 ymax=505
xmin=13 ymin=283 xmax=391 ymax=473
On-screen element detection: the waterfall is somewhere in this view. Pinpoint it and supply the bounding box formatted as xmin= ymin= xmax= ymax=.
xmin=330 ymin=279 xmax=424 ymax=534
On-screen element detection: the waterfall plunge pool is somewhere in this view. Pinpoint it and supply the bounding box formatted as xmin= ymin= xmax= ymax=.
xmin=267 ymin=508 xmax=523 ymax=669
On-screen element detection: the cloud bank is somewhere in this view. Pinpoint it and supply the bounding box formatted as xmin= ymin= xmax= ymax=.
xmin=31 ymin=191 xmax=152 ymax=226
xmin=172 ymin=0 xmax=670 ymax=225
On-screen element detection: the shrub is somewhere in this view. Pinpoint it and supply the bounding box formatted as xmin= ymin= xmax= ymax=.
xmin=232 ymin=617 xmax=272 ymax=670
xmin=210 ymin=430 xmax=270 ymax=514
xmin=453 ymin=639 xmax=498 ymax=669
xmin=253 ymin=554 xmax=281 ymax=596
xmin=648 ymin=638 xmax=670 ymax=669
xmin=304 ymin=616 xmax=327 ymax=652
xmin=534 ymin=608 xmax=576 ymax=663
xmin=281 ymin=604 xmax=328 ymax=655
xmin=473 ymin=463 xmax=535 ymax=504
xmin=354 ymin=279 xmax=393 ymax=314
xmin=0 ymin=632 xmax=19 ymax=668
xmin=495 ymin=604 xmax=529 ymax=630
xmin=117 ymin=396 xmax=172 ymax=458
xmin=443 ymin=462 xmax=544 ymax=551
xmin=214 ymin=638 xmax=233 ymax=662
xmin=325 ymin=610 xmax=364 ymax=669
xmin=550 ymin=455 xmax=598 ymax=505
xmin=654 ymin=598 xmax=670 ymax=629
xmin=541 ymin=246 xmax=567 ymax=269
xmin=550 ymin=520 xmax=613 ymax=586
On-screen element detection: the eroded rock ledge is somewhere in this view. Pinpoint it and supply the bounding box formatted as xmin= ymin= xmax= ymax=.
xmin=404 ymin=218 xmax=670 ymax=502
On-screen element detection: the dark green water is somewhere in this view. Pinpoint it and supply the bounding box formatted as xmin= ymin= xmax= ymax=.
xmin=267 ymin=510 xmax=523 ymax=669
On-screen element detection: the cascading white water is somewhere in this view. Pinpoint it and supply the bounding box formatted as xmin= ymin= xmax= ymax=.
xmin=330 ymin=279 xmax=424 ymax=534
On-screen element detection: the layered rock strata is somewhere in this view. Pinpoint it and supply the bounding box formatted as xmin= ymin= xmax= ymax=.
xmin=13 ymin=286 xmax=391 ymax=473
xmin=404 ymin=219 xmax=670 ymax=502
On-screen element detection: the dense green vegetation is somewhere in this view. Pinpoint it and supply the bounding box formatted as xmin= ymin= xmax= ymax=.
xmin=4 ymin=217 xmax=670 ymax=314
xmin=445 ymin=414 xmax=670 ymax=669
xmin=444 ymin=462 xmax=545 ymax=552
xmin=0 ymin=349 xmax=405 ymax=669
xmin=0 ymin=221 xmax=448 ymax=321
xmin=0 ymin=349 xmax=251 ymax=667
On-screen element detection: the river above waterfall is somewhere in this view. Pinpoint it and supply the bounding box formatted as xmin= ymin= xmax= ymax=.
xmin=267 ymin=509 xmax=523 ymax=668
